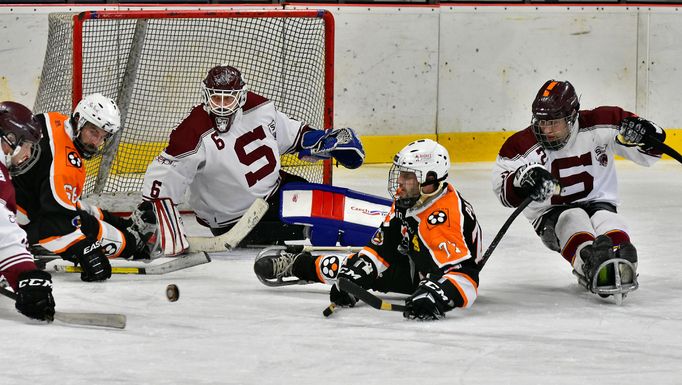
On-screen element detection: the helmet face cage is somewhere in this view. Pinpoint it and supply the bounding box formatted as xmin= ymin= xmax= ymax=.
xmin=202 ymin=86 xmax=247 ymax=118
xmin=531 ymin=111 xmax=577 ymax=151
xmin=8 ymin=141 xmax=41 ymax=176
xmin=388 ymin=163 xmax=422 ymax=207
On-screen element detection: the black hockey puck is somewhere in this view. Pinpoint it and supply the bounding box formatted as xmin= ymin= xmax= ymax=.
xmin=166 ymin=284 xmax=179 ymax=302
xmin=322 ymin=304 xmax=336 ymax=317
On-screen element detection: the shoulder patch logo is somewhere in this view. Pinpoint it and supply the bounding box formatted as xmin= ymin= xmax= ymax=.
xmin=319 ymin=255 xmax=340 ymax=281
xmin=427 ymin=210 xmax=448 ymax=226
xmin=67 ymin=151 xmax=82 ymax=168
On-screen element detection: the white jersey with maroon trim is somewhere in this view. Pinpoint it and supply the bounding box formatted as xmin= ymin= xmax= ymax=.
xmin=0 ymin=162 xmax=37 ymax=290
xmin=142 ymin=92 xmax=308 ymax=228
xmin=493 ymin=106 xmax=663 ymax=228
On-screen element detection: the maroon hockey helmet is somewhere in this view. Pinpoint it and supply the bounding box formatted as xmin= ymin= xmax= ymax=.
xmin=202 ymin=65 xmax=248 ymax=132
xmin=531 ymin=80 xmax=580 ymax=150
xmin=0 ymin=101 xmax=42 ymax=175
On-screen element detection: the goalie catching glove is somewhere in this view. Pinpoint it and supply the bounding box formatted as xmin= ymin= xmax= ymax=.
xmin=299 ymin=127 xmax=365 ymax=169
xmin=513 ymin=164 xmax=559 ymax=202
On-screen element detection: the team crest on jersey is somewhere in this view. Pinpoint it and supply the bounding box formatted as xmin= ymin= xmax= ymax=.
xmin=427 ymin=210 xmax=448 ymax=227
xmin=594 ymin=145 xmax=608 ymax=167
xmin=371 ymin=228 xmax=384 ymax=246
xmin=319 ymin=255 xmax=340 ymax=280
xmin=66 ymin=150 xmax=82 ymax=168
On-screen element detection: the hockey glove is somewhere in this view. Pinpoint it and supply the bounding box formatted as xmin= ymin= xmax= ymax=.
xmin=122 ymin=201 xmax=159 ymax=260
xmin=403 ymin=278 xmax=449 ymax=321
xmin=513 ymin=164 xmax=559 ymax=202
xmin=63 ymin=239 xmax=112 ymax=282
xmin=102 ymin=209 xmax=133 ymax=232
xmin=329 ymin=254 xmax=377 ymax=307
xmin=617 ymin=116 xmax=666 ymax=150
xmin=299 ymin=127 xmax=365 ymax=169
xmin=76 ymin=207 xmax=102 ymax=239
xmin=15 ymin=270 xmax=56 ymax=321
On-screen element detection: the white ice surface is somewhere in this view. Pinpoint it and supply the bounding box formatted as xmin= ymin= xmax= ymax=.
xmin=2 ymin=161 xmax=682 ymax=385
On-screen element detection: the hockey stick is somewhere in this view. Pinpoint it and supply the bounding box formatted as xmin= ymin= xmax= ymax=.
xmin=53 ymin=251 xmax=210 ymax=275
xmin=337 ymin=277 xmax=406 ymax=312
xmin=479 ymin=196 xmax=533 ymax=266
xmin=284 ymin=245 xmax=363 ymax=254
xmin=644 ymin=136 xmax=682 ymax=164
xmin=187 ymin=198 xmax=269 ymax=253
xmin=0 ymin=285 xmax=126 ymax=329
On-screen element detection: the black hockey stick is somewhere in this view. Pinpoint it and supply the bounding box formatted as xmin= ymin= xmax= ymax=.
xmin=644 ymin=136 xmax=682 ymax=164
xmin=479 ymin=196 xmax=533 ymax=266
xmin=337 ymin=277 xmax=406 ymax=312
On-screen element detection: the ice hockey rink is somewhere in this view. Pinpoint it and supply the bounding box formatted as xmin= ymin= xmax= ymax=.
xmin=2 ymin=160 xmax=682 ymax=385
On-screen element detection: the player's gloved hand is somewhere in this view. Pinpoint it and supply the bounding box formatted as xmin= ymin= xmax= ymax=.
xmin=76 ymin=206 xmax=101 ymax=239
xmin=617 ymin=116 xmax=666 ymax=149
xmin=329 ymin=253 xmax=377 ymax=307
xmin=403 ymin=278 xmax=449 ymax=321
xmin=513 ymin=164 xmax=559 ymax=202
xmin=102 ymin=209 xmax=133 ymax=232
xmin=15 ymin=269 xmax=56 ymax=321
xmin=64 ymin=239 xmax=112 ymax=282
xmin=122 ymin=201 xmax=158 ymax=260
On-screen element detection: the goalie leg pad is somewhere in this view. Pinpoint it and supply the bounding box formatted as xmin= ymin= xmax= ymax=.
xmin=151 ymin=198 xmax=189 ymax=257
xmin=280 ymin=182 xmax=392 ymax=247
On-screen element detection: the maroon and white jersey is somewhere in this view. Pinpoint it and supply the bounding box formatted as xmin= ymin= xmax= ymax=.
xmin=142 ymin=92 xmax=308 ymax=228
xmin=0 ymin=162 xmax=36 ymax=290
xmin=493 ymin=106 xmax=663 ymax=228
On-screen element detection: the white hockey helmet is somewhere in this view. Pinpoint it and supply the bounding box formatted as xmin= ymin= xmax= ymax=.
xmin=72 ymin=93 xmax=120 ymax=159
xmin=388 ymin=139 xmax=450 ymax=208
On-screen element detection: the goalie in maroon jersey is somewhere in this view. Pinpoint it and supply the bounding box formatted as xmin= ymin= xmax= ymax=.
xmin=0 ymin=101 xmax=55 ymax=321
xmin=492 ymin=79 xmax=666 ymax=303
xmin=141 ymin=64 xmax=365 ymax=247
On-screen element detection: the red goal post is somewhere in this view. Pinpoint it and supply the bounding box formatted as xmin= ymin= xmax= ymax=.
xmin=34 ymin=9 xmax=334 ymax=210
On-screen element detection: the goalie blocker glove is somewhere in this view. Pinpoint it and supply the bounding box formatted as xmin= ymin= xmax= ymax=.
xmin=617 ymin=116 xmax=666 ymax=152
xmin=330 ymin=254 xmax=377 ymax=307
xmin=15 ymin=270 xmax=56 ymax=321
xmin=513 ymin=164 xmax=558 ymax=202
xmin=299 ymin=127 xmax=365 ymax=169
xmin=63 ymin=239 xmax=112 ymax=282
xmin=404 ymin=278 xmax=452 ymax=321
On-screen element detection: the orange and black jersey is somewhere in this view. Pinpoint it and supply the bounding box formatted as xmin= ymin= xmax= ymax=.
xmin=12 ymin=112 xmax=87 ymax=244
xmin=359 ymin=183 xmax=483 ymax=290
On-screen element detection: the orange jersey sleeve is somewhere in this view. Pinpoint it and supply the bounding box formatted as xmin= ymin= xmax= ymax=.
xmin=44 ymin=112 xmax=87 ymax=210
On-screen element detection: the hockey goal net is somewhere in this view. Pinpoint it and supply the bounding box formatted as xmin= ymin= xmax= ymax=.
xmin=34 ymin=9 xmax=334 ymax=210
